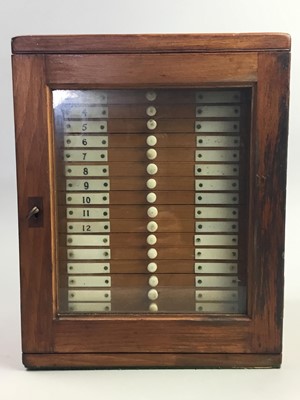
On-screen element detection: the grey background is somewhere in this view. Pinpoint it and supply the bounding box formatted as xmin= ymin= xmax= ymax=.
xmin=0 ymin=0 xmax=299 ymax=398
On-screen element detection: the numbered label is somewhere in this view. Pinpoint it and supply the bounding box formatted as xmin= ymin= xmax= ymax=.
xmin=64 ymin=135 xmax=108 ymax=148
xmin=65 ymin=165 xmax=109 ymax=177
xmin=67 ymin=221 xmax=110 ymax=233
xmin=64 ymin=121 xmax=107 ymax=133
xmin=66 ymin=179 xmax=110 ymax=191
xmin=64 ymin=106 xmax=108 ymax=119
xmin=67 ymin=207 xmax=109 ymax=219
xmin=66 ymin=193 xmax=109 ymax=205
xmin=64 ymin=150 xmax=108 ymax=162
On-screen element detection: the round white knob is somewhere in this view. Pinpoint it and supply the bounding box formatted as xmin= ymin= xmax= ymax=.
xmin=147 ymin=119 xmax=157 ymax=130
xmin=147 ymin=221 xmax=158 ymax=232
xmin=146 ymin=148 xmax=157 ymax=160
xmin=146 ymin=178 xmax=157 ymax=189
xmin=149 ymin=275 xmax=159 ymax=287
xmin=146 ymin=163 xmax=158 ymax=175
xmin=146 ymin=135 xmax=157 ymax=146
xmin=146 ymin=192 xmax=157 ymax=203
xmin=147 ymin=248 xmax=158 ymax=259
xmin=149 ymin=303 xmax=158 ymax=312
xmin=147 ymin=234 xmax=157 ymax=245
xmin=146 ymin=106 xmax=157 ymax=117
xmin=146 ymin=91 xmax=157 ymax=101
xmin=147 ymin=262 xmax=157 ymax=273
xmin=147 ymin=206 xmax=158 ymax=218
xmin=148 ymin=288 xmax=158 ymax=301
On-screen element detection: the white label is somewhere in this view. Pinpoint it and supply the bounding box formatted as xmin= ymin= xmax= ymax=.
xmin=194 ymin=234 xmax=238 ymax=246
xmin=195 ymin=121 xmax=240 ymax=133
xmin=66 ymin=179 xmax=110 ymax=191
xmin=195 ymin=303 xmax=238 ymax=313
xmin=195 ymin=164 xmax=239 ymax=176
xmin=66 ymin=193 xmax=109 ymax=205
xmin=196 ymin=136 xmax=240 ymax=147
xmin=68 ymin=303 xmax=111 ymax=312
xmin=195 ymin=207 xmax=238 ymax=219
xmin=64 ymin=121 xmax=107 ymax=133
xmin=194 ymin=262 xmax=237 ymax=274
xmin=68 ymin=276 xmax=111 ymax=287
xmin=64 ymin=150 xmax=107 ymax=162
xmin=195 ymin=179 xmax=239 ymax=191
xmin=68 ymin=290 xmax=111 ymax=301
xmin=65 ymin=165 xmax=109 ymax=177
xmin=196 ymin=91 xmax=241 ymax=103
xmin=67 ymin=221 xmax=110 ymax=233
xmin=195 ymin=276 xmax=238 ymax=287
xmin=195 ymin=248 xmax=238 ymax=260
xmin=195 ymin=193 xmax=239 ymax=204
xmin=195 ymin=290 xmax=238 ymax=301
xmin=67 ymin=207 xmax=109 ymax=219
xmin=195 ymin=150 xmax=239 ymax=162
xmin=195 ymin=221 xmax=238 ymax=233
xmin=68 ymin=248 xmax=111 ymax=260
xmin=67 ymin=262 xmax=110 ymax=274
xmin=196 ymin=105 xmax=240 ymax=117
xmin=67 ymin=235 xmax=110 ymax=246
xmin=64 ymin=135 xmax=108 ymax=148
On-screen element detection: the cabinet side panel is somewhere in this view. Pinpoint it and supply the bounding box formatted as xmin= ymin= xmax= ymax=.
xmin=12 ymin=55 xmax=54 ymax=353
xmin=250 ymin=52 xmax=290 ymax=352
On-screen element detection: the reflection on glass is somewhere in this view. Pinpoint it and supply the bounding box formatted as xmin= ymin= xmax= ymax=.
xmin=53 ymin=88 xmax=250 ymax=314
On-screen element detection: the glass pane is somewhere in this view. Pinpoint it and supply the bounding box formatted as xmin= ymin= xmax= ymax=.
xmin=53 ymin=88 xmax=250 ymax=314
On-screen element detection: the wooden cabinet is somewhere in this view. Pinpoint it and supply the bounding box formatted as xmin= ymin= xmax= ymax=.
xmin=12 ymin=34 xmax=290 ymax=368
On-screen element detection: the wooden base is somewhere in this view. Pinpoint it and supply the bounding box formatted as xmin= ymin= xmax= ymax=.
xmin=23 ymin=353 xmax=281 ymax=369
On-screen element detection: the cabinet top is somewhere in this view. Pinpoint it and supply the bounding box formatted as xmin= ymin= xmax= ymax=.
xmin=11 ymin=33 xmax=291 ymax=54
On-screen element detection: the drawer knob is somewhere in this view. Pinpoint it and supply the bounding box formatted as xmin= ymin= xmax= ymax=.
xmin=148 ymin=288 xmax=158 ymax=301
xmin=147 ymin=221 xmax=158 ymax=232
xmin=149 ymin=303 xmax=158 ymax=312
xmin=149 ymin=275 xmax=159 ymax=287
xmin=147 ymin=163 xmax=158 ymax=175
xmin=147 ymin=248 xmax=158 ymax=259
xmin=146 ymin=91 xmax=157 ymax=101
xmin=146 ymin=106 xmax=157 ymax=117
xmin=146 ymin=135 xmax=157 ymax=146
xmin=147 ymin=119 xmax=157 ymax=130
xmin=147 ymin=206 xmax=158 ymax=218
xmin=146 ymin=192 xmax=157 ymax=203
xmin=147 ymin=179 xmax=157 ymax=189
xmin=147 ymin=262 xmax=157 ymax=273
xmin=146 ymin=148 xmax=157 ymax=160
xmin=147 ymin=234 xmax=157 ymax=245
